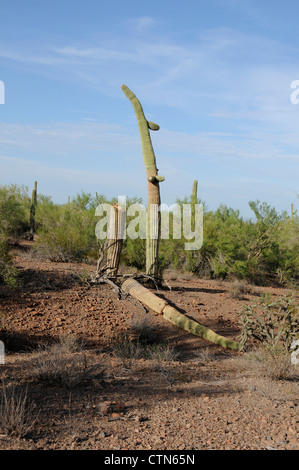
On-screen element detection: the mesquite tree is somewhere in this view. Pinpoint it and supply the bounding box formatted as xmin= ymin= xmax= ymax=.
xmin=121 ymin=85 xmax=164 ymax=278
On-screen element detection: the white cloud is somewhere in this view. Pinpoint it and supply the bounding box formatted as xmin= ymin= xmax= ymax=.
xmin=1 ymin=14 xmax=299 ymax=216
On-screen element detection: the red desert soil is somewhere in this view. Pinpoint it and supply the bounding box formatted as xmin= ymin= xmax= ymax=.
xmin=0 ymin=241 xmax=298 ymax=451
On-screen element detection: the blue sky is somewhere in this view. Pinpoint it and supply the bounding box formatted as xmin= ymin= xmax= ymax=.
xmin=0 ymin=0 xmax=299 ymax=218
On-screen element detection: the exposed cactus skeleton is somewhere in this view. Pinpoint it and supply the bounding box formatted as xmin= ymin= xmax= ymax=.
xmin=95 ymin=203 xmax=125 ymax=280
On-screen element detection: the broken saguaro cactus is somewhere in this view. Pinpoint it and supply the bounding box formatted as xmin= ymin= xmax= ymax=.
xmin=121 ymin=85 xmax=164 ymax=279
xmin=122 ymin=278 xmax=240 ymax=351
xmin=105 ymin=204 xmax=126 ymax=278
xmin=96 ymin=203 xmax=126 ymax=280
xmin=29 ymin=181 xmax=37 ymax=240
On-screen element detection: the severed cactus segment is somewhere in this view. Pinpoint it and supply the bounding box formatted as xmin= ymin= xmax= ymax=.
xmin=121 ymin=84 xmax=159 ymax=171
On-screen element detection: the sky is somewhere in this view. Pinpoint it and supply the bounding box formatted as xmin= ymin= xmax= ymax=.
xmin=0 ymin=0 xmax=299 ymax=219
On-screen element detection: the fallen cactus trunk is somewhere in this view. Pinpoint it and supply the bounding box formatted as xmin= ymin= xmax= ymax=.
xmin=122 ymin=278 xmax=240 ymax=351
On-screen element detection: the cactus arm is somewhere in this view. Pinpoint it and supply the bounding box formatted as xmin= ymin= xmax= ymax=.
xmin=148 ymin=175 xmax=165 ymax=183
xmin=147 ymin=121 xmax=160 ymax=131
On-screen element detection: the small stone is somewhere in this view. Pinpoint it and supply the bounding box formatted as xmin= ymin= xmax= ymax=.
xmin=98 ymin=401 xmax=111 ymax=415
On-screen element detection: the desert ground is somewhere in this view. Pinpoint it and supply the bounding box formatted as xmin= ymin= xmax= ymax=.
xmin=0 ymin=241 xmax=298 ymax=451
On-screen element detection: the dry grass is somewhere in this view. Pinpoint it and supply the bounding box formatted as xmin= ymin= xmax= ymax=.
xmin=127 ymin=315 xmax=160 ymax=345
xmin=30 ymin=335 xmax=106 ymax=389
xmin=0 ymin=382 xmax=37 ymax=438
xmin=244 ymin=346 xmax=299 ymax=381
xmin=228 ymin=279 xmax=254 ymax=299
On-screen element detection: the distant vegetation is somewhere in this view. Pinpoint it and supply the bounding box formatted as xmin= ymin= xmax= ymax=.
xmin=0 ymin=184 xmax=298 ymax=288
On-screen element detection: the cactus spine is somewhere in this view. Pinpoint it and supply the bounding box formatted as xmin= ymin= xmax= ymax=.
xmin=29 ymin=181 xmax=37 ymax=240
xmin=121 ymin=85 xmax=164 ymax=278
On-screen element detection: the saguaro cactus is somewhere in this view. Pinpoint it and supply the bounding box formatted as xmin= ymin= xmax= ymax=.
xmin=192 ymin=180 xmax=198 ymax=207
xmin=121 ymin=85 xmax=164 ymax=278
xmin=191 ymin=179 xmax=198 ymax=230
xmin=29 ymin=181 xmax=37 ymax=240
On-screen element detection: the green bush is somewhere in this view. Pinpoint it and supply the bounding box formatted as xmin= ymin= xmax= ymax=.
xmin=0 ymin=239 xmax=19 ymax=287
xmin=0 ymin=185 xmax=31 ymax=239
xmin=0 ymin=184 xmax=32 ymax=286
xmin=159 ymin=198 xmax=299 ymax=286
xmin=35 ymin=192 xmax=99 ymax=262
xmin=0 ymin=183 xmax=298 ymax=288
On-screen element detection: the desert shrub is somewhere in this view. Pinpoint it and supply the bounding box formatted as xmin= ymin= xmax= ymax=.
xmin=0 ymin=382 xmax=37 ymax=437
xmin=0 ymin=182 xmax=297 ymax=288
xmin=127 ymin=316 xmax=160 ymax=345
xmin=121 ymin=238 xmax=146 ymax=271
xmin=31 ymin=336 xmax=106 ymax=389
xmin=238 ymin=294 xmax=299 ymax=352
xmin=0 ymin=239 xmax=19 ymax=287
xmin=228 ymin=279 xmax=253 ymax=299
xmin=144 ymin=343 xmax=179 ymax=364
xmin=112 ymin=328 xmax=178 ymax=371
xmin=35 ymin=192 xmax=99 ymax=262
xmin=35 ymin=192 xmax=147 ymax=264
xmin=112 ymin=333 xmax=143 ymax=369
xmin=0 ymin=184 xmax=31 ymax=239
xmin=245 ymin=345 xmax=297 ymax=381
xmin=158 ymin=198 xmax=299 ymax=286
xmin=239 ymin=294 xmax=299 ymax=379
xmin=274 ymin=218 xmax=299 ymax=286
xmin=0 ymin=185 xmax=32 ymax=286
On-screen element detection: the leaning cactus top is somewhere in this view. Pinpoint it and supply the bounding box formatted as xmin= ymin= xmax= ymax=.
xmin=121 ymin=84 xmax=160 ymax=173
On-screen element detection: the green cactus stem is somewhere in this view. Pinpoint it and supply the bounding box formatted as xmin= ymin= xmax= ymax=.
xmin=29 ymin=181 xmax=37 ymax=240
xmin=121 ymin=84 xmax=164 ymax=278
xmin=192 ymin=180 xmax=198 ymax=206
xmin=191 ymin=179 xmax=198 ymax=232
